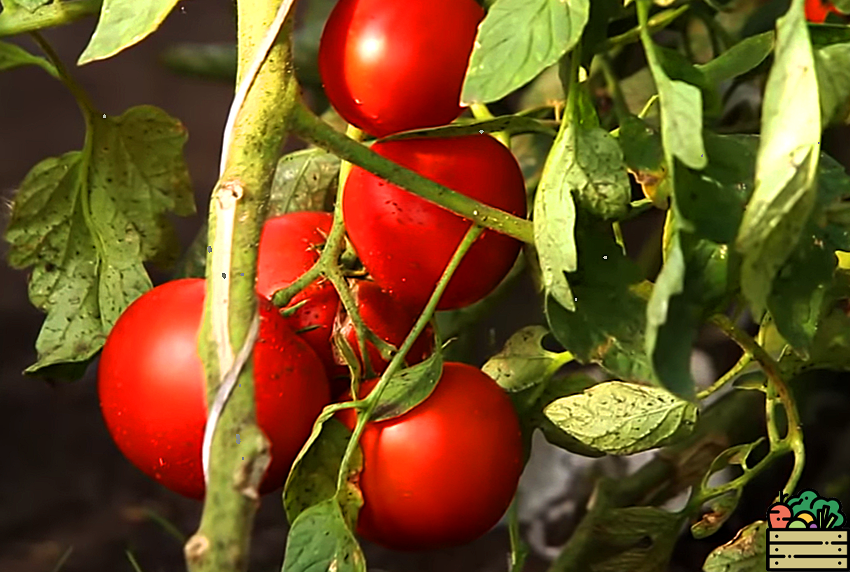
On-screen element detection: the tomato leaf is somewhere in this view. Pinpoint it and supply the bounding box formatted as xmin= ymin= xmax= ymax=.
xmin=461 ymin=0 xmax=590 ymax=105
xmin=639 ymin=1 xmax=707 ymax=171
xmin=545 ymin=214 xmax=654 ymax=382
xmin=735 ymin=1 xmax=821 ymax=316
xmin=554 ymin=481 xmax=686 ymax=572
xmin=3 ymin=0 xmax=49 ymax=11
xmin=814 ymin=42 xmax=850 ymax=126
xmin=544 ymin=381 xmax=698 ymax=455
xmin=4 ymin=106 xmax=194 ymax=375
xmin=703 ymin=521 xmax=767 ymax=572
xmin=0 ymin=41 xmax=57 ymax=76
xmin=482 ymin=325 xmax=573 ymax=393
xmin=697 ymin=32 xmax=774 ymax=86
xmin=284 ymin=419 xmax=360 ymax=525
xmin=79 ymin=0 xmax=181 ymax=65
xmin=691 ymin=490 xmax=743 ymax=540
xmin=269 ymin=148 xmax=340 ymax=217
xmin=370 ymin=348 xmax=444 ymax=422
xmin=281 ymin=498 xmax=366 ymax=572
xmin=383 ymin=115 xmax=557 ymax=141
xmin=647 ymin=230 xmax=736 ymax=398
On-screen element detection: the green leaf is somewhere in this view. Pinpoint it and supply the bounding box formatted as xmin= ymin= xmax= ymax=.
xmin=647 ymin=230 xmax=736 ymax=398
xmin=544 ymin=381 xmax=699 ymax=455
xmin=691 ymin=490 xmax=743 ymax=540
xmin=545 ymin=215 xmax=654 ymax=382
xmin=482 ymin=325 xmax=573 ymax=393
xmin=370 ymin=349 xmax=444 ymax=422
xmin=461 ymin=0 xmax=590 ymax=104
xmin=269 ymin=148 xmax=340 ymax=217
xmin=0 ymin=41 xmax=57 ymax=76
xmin=554 ymin=482 xmax=686 ymax=572
xmin=736 ymin=1 xmax=821 ymax=316
xmin=4 ymin=106 xmax=194 ymax=375
xmin=79 ymin=0 xmax=181 ymax=65
xmin=814 ymin=42 xmax=850 ymax=126
xmin=655 ymin=45 xmax=722 ymax=118
xmin=697 ymin=32 xmax=774 ymax=85
xmin=767 ymin=224 xmax=837 ymax=353
xmin=673 ymin=134 xmax=758 ymax=244
xmin=618 ymin=114 xmax=671 ymax=208
xmin=281 ymin=499 xmax=366 ymax=572
xmin=810 ymin=23 xmax=850 ymax=48
xmin=807 ymin=299 xmax=850 ymax=371
xmin=284 ymin=419 xmax=358 ymax=525
xmin=702 ymin=521 xmax=767 ymax=572
xmin=4 ymin=0 xmax=49 ymax=11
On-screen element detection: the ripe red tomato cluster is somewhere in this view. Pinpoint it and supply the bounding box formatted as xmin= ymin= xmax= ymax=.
xmin=99 ymin=0 xmax=527 ymax=552
xmin=317 ymin=0 xmax=527 ymax=552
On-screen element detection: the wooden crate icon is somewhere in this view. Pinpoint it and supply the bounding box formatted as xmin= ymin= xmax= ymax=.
xmin=767 ymin=529 xmax=848 ymax=570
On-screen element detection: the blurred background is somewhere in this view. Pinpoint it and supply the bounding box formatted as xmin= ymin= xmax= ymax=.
xmin=2 ymin=1 xmax=850 ymax=571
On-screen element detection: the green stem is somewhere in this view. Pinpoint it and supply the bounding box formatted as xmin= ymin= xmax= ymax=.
xmin=0 ymin=0 xmax=102 ymax=37
xmin=30 ymin=32 xmax=97 ymax=115
xmin=336 ymin=225 xmax=484 ymax=491
xmin=602 ymin=5 xmax=691 ymax=52
xmin=696 ymin=352 xmax=753 ymax=400
xmin=289 ymin=101 xmax=534 ymax=244
xmin=470 ymin=103 xmax=511 ymax=147
xmin=185 ymin=0 xmax=298 ymax=569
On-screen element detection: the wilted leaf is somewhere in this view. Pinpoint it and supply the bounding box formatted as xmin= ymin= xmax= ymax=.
xmin=544 ymin=381 xmax=699 ymax=455
xmin=618 ymin=114 xmax=670 ymax=208
xmin=269 ymin=148 xmax=339 ymax=217
xmin=482 ymin=325 xmax=573 ymax=392
xmin=702 ymin=521 xmax=767 ymax=572
xmin=80 ymin=0 xmax=181 ymax=64
xmin=0 ymin=41 xmax=57 ymax=76
xmin=370 ymin=350 xmax=444 ymax=422
xmin=281 ymin=499 xmax=366 ymax=572
xmin=736 ymin=1 xmax=821 ymax=315
xmin=692 ymin=490 xmax=743 ymax=539
xmin=545 ymin=214 xmax=654 ymax=382
xmin=462 ymin=0 xmax=590 ymax=104
xmin=4 ymin=106 xmax=194 ymax=375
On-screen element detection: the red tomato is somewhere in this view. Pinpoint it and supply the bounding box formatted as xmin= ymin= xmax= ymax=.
xmin=318 ymin=0 xmax=484 ymax=137
xmin=338 ymin=362 xmax=524 ymax=551
xmin=343 ymin=136 xmax=527 ymax=311
xmin=331 ymin=280 xmax=433 ymax=396
xmin=257 ymin=211 xmax=337 ymax=368
xmin=805 ymin=0 xmax=843 ymax=22
xmin=98 ymin=279 xmax=330 ymax=499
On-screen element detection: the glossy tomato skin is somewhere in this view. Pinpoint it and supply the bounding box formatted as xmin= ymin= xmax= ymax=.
xmin=331 ymin=280 xmax=433 ymax=396
xmin=343 ymin=136 xmax=527 ymax=311
xmin=257 ymin=212 xmax=338 ymax=368
xmin=318 ymin=0 xmax=484 ymax=137
xmin=98 ymin=279 xmax=330 ymax=499
xmin=338 ymin=362 xmax=524 ymax=551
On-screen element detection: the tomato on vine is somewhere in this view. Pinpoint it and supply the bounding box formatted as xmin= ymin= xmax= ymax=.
xmin=318 ymin=0 xmax=484 ymax=137
xmin=98 ymin=279 xmax=330 ymax=499
xmin=343 ymin=135 xmax=527 ymax=311
xmin=338 ymin=362 xmax=524 ymax=551
xmin=805 ymin=0 xmax=845 ymax=22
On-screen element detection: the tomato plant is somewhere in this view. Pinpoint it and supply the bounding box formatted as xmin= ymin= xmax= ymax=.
xmin=318 ymin=0 xmax=484 ymax=136
xmin=4 ymin=0 xmax=850 ymax=570
xmin=337 ymin=363 xmax=523 ymax=551
xmin=343 ymin=135 xmax=527 ymax=310
xmin=97 ymin=279 xmax=330 ymax=499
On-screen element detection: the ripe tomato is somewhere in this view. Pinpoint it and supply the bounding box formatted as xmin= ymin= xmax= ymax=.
xmin=805 ymin=0 xmax=843 ymax=21
xmin=331 ymin=280 xmax=433 ymax=396
xmin=318 ymin=0 xmax=484 ymax=137
xmin=343 ymin=135 xmax=527 ymax=311
xmin=98 ymin=279 xmax=330 ymax=499
xmin=338 ymin=362 xmax=524 ymax=551
xmin=257 ymin=211 xmax=337 ymax=368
